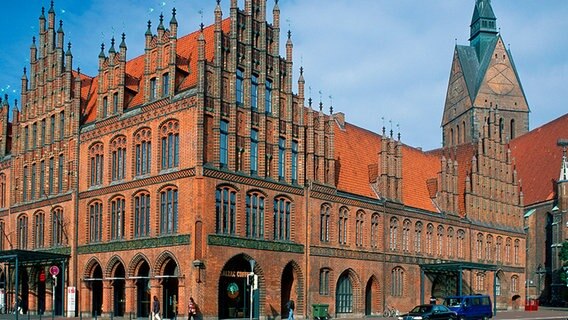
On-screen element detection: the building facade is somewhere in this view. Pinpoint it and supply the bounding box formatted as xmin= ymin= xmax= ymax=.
xmin=0 ymin=0 xmax=540 ymax=318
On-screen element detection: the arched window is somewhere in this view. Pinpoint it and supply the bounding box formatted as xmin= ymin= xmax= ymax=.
xmin=216 ymin=186 xmax=236 ymax=235
xmin=160 ymin=187 xmax=178 ymax=235
xmin=371 ymin=213 xmax=380 ymax=248
xmin=486 ymin=235 xmax=493 ymax=261
xmin=89 ymin=202 xmax=103 ymax=243
xmin=0 ymin=173 xmax=6 ymax=208
xmin=456 ymin=125 xmax=460 ymax=144
xmin=476 ymin=233 xmax=484 ymax=260
xmin=134 ymin=192 xmax=151 ymax=238
xmin=511 ymin=275 xmax=519 ymax=292
xmin=476 ymin=272 xmax=485 ymax=291
xmin=457 ymin=229 xmax=465 ymax=259
xmin=111 ymin=197 xmax=126 ymax=240
xmin=320 ymin=204 xmax=330 ymax=242
xmin=52 ymin=208 xmax=64 ymax=246
xmin=111 ymin=136 xmax=127 ymax=181
xmin=34 ymin=211 xmax=45 ymax=248
xmin=447 ymin=227 xmax=454 ymax=258
xmin=135 ymin=128 xmax=152 ymax=176
xmin=0 ymin=220 xmax=4 ymax=250
xmin=499 ymin=117 xmax=504 ymax=142
xmin=336 ymin=273 xmax=353 ymax=313
xmin=89 ymin=143 xmax=104 ymax=186
xmin=246 ymin=192 xmax=265 ymax=239
xmin=510 ymin=119 xmax=516 ymax=139
xmin=495 ymin=276 xmax=501 ymax=296
xmin=505 ymin=237 xmax=512 ymax=263
xmin=274 ymin=197 xmax=291 ymax=241
xmin=496 ymin=237 xmax=503 ymax=262
xmin=160 ymin=120 xmax=179 ymax=170
xmin=319 ymin=268 xmax=330 ymax=295
xmin=402 ymin=219 xmax=411 ymax=252
xmin=338 ymin=207 xmax=349 ymax=245
xmin=18 ymin=215 xmax=29 ymax=249
xmin=514 ymin=239 xmax=520 ymax=264
xmin=437 ymin=225 xmax=444 ymax=256
xmin=414 ymin=222 xmax=423 ymax=253
xmin=426 ymin=223 xmax=434 ymax=255
xmin=391 ymin=267 xmax=404 ymax=297
xmin=355 ymin=210 xmax=364 ymax=247
xmin=389 ymin=218 xmax=399 ymax=251
xmin=220 ymin=120 xmax=229 ymax=167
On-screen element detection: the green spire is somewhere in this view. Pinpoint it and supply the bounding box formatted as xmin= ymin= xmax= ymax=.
xmin=469 ymin=0 xmax=498 ymax=60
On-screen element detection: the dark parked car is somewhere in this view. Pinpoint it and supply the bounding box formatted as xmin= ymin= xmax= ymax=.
xmin=397 ymin=304 xmax=458 ymax=320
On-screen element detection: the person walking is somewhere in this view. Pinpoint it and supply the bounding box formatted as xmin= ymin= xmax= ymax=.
xmin=152 ymin=296 xmax=161 ymax=320
xmin=188 ymin=297 xmax=197 ymax=320
xmin=286 ymin=300 xmax=295 ymax=320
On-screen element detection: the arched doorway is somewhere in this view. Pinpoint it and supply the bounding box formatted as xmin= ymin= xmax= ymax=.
xmin=365 ymin=276 xmax=379 ymax=316
xmin=91 ymin=264 xmax=103 ymax=317
xmin=218 ymin=255 xmax=259 ymax=319
xmin=281 ymin=264 xmax=295 ymax=318
xmin=18 ymin=267 xmax=29 ymax=314
xmin=112 ymin=263 xmax=126 ymax=317
xmin=136 ymin=260 xmax=151 ymax=318
xmin=336 ymin=271 xmax=353 ymax=314
xmin=161 ymin=258 xmax=179 ymax=319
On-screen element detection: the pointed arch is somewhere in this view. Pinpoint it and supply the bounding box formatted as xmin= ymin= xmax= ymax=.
xmin=84 ymin=257 xmax=103 ymax=279
xmin=153 ymin=250 xmax=180 ymax=276
xmin=128 ymin=253 xmax=151 ymax=277
xmin=335 ymin=268 xmax=361 ymax=314
xmin=105 ymin=255 xmax=126 ymax=278
xmin=281 ymin=260 xmax=305 ymax=315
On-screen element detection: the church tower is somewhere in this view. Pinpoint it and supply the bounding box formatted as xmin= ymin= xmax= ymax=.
xmin=441 ymin=0 xmax=530 ymax=147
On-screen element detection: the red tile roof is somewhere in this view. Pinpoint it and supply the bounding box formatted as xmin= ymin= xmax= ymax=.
xmin=81 ymin=19 xmax=231 ymax=123
xmin=510 ymin=113 xmax=568 ymax=206
xmin=334 ymin=121 xmax=440 ymax=212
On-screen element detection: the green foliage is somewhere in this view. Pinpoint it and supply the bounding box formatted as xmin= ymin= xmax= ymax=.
xmin=560 ymin=242 xmax=568 ymax=263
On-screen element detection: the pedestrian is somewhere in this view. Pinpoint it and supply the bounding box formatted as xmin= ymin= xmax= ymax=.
xmin=430 ymin=296 xmax=437 ymax=305
xmin=188 ymin=297 xmax=197 ymax=320
xmin=286 ymin=299 xmax=295 ymax=320
xmin=152 ymin=296 xmax=161 ymax=320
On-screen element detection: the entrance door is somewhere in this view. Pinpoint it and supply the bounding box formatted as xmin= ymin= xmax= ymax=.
xmin=136 ymin=262 xmax=151 ymax=318
xmin=91 ymin=265 xmax=103 ymax=317
xmin=280 ymin=264 xmax=294 ymax=317
xmin=365 ymin=280 xmax=372 ymax=315
xmin=37 ymin=269 xmax=46 ymax=314
xmin=161 ymin=259 xmax=179 ymax=319
xmin=218 ymin=255 xmax=259 ymax=319
xmin=113 ymin=264 xmax=125 ymax=317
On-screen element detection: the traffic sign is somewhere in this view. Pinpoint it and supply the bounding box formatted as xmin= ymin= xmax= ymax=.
xmin=49 ymin=265 xmax=60 ymax=276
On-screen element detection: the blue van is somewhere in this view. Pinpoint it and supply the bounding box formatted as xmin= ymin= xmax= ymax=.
xmin=443 ymin=295 xmax=492 ymax=320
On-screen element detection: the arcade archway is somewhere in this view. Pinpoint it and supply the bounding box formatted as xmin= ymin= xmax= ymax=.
xmin=218 ymin=254 xmax=260 ymax=319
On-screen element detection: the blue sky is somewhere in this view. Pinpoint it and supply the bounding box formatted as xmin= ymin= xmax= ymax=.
xmin=0 ymin=0 xmax=566 ymax=151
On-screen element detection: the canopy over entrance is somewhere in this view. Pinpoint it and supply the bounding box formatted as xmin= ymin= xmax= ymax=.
xmin=0 ymin=249 xmax=70 ymax=319
xmin=419 ymin=261 xmax=499 ymax=315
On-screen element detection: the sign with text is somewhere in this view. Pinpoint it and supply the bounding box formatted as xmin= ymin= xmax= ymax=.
xmin=67 ymin=286 xmax=76 ymax=317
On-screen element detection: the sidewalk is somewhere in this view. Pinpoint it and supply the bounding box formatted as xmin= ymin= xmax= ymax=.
xmin=491 ymin=306 xmax=568 ymax=319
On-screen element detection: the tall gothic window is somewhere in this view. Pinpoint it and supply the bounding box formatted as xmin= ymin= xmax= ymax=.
xmin=338 ymin=207 xmax=348 ymax=245
xmin=48 ymin=157 xmax=54 ymax=195
xmin=23 ymin=166 xmax=28 ymax=201
xmin=320 ymin=204 xmax=330 ymax=242
xmin=511 ymin=275 xmax=519 ymax=292
xmin=160 ymin=187 xmax=178 ymax=235
xmin=514 ymin=239 xmax=520 ymax=264
xmin=52 ymin=208 xmax=64 ymax=246
xmin=90 ymin=143 xmax=104 ymax=186
xmin=59 ymin=111 xmax=65 ymax=140
xmin=39 ymin=161 xmax=45 ymax=197
xmin=457 ymin=229 xmax=465 ymax=259
xmin=496 ymin=237 xmax=503 ymax=262
xmin=111 ymin=136 xmax=127 ymax=181
xmin=476 ymin=233 xmax=484 ymax=260
xmin=24 ymin=126 xmax=29 ymax=150
xmin=58 ymin=154 xmax=64 ymax=193
xmin=291 ymin=140 xmax=298 ymax=183
xmin=102 ymin=96 xmax=108 ymax=118
xmin=0 ymin=220 xmax=4 ymax=250
xmin=160 ymin=120 xmax=179 ymax=170
xmin=486 ymin=235 xmax=494 ymax=261
xmin=31 ymin=163 xmax=36 ymax=200
xmin=216 ymin=186 xmax=236 ymax=235
xmin=111 ymin=197 xmax=126 ymax=240
xmin=236 ymin=69 xmax=244 ymax=105
xmin=220 ymin=120 xmax=229 ymax=167
xmin=135 ymin=128 xmax=152 ymax=176
xmin=41 ymin=119 xmax=46 ymax=145
xmin=402 ymin=219 xmax=411 ymax=252
xmin=278 ymin=137 xmax=286 ymax=180
xmin=113 ymin=92 xmax=119 ymax=113
xmin=371 ymin=213 xmax=379 ymax=248
xmin=355 ymin=211 xmax=364 ymax=247
xmin=437 ymin=225 xmax=444 ymax=256
xmin=18 ymin=215 xmax=28 ymax=249
xmin=505 ymin=238 xmax=512 ymax=263
xmin=34 ymin=211 xmax=45 ymax=248
xmin=32 ymin=123 xmax=37 ymax=148
xmin=274 ymin=197 xmax=291 ymax=241
xmin=134 ymin=193 xmax=151 ymax=238
xmin=391 ymin=267 xmax=404 ymax=297
xmin=389 ymin=218 xmax=399 ymax=251
xmin=251 ymin=74 xmax=258 ymax=110
xmin=414 ymin=222 xmax=423 ymax=254
xmin=149 ymin=77 xmax=157 ymax=100
xmin=319 ymin=268 xmax=330 ymax=295
xmin=162 ymin=73 xmax=169 ymax=97
xmin=426 ymin=223 xmax=434 ymax=255
xmin=250 ymin=129 xmax=258 ymax=175
xmin=265 ymin=80 xmax=272 ymax=114
xmin=0 ymin=174 xmax=5 ymax=208
xmin=447 ymin=227 xmax=454 ymax=258
xmin=89 ymin=202 xmax=103 ymax=243
xmin=246 ymin=192 xmax=265 ymax=239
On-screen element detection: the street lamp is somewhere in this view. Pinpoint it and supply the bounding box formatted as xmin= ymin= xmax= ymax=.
xmin=249 ymin=259 xmax=255 ymax=320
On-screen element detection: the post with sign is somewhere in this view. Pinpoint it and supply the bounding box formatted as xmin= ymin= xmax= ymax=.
xmin=49 ymin=266 xmax=59 ymax=320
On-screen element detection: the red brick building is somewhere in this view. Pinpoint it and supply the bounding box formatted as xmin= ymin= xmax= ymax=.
xmin=2 ymin=0 xmax=560 ymax=318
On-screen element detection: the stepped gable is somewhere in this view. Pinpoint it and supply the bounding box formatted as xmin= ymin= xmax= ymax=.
xmin=334 ymin=121 xmax=439 ymax=212
xmin=82 ymin=18 xmax=231 ymax=123
xmin=510 ymin=113 xmax=568 ymax=205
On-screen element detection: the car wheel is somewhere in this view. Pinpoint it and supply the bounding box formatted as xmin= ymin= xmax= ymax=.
xmin=458 ymin=317 xmax=465 ymax=320
xmin=482 ymin=317 xmax=489 ymax=320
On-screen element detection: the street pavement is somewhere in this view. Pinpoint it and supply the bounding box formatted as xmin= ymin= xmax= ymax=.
xmin=384 ymin=306 xmax=568 ymax=320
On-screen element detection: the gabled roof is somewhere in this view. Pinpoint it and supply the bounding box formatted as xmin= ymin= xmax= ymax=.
xmin=81 ymin=18 xmax=231 ymax=123
xmin=333 ymin=122 xmax=440 ymax=212
xmin=510 ymin=113 xmax=568 ymax=205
